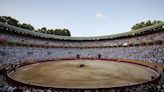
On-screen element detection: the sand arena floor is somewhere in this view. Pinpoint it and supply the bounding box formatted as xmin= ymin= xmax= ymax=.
xmin=8 ymin=60 xmax=159 ymax=88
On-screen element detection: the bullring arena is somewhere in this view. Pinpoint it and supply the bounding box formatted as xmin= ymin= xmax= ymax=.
xmin=8 ymin=60 xmax=159 ymax=88
xmin=0 ymin=22 xmax=164 ymax=92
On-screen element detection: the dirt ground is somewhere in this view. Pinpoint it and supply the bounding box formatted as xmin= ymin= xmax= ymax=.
xmin=9 ymin=60 xmax=158 ymax=88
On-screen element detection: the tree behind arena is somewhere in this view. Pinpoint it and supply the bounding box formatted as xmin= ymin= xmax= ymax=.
xmin=37 ymin=28 xmax=71 ymax=36
xmin=131 ymin=20 xmax=163 ymax=30
xmin=0 ymin=16 xmax=19 ymax=26
xmin=0 ymin=16 xmax=34 ymax=30
xmin=0 ymin=16 xmax=71 ymax=36
xmin=19 ymin=23 xmax=35 ymax=31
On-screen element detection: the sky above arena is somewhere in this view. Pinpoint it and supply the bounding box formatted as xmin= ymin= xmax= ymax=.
xmin=0 ymin=0 xmax=164 ymax=37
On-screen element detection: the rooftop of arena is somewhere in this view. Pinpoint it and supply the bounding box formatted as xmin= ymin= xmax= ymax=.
xmin=0 ymin=22 xmax=164 ymax=41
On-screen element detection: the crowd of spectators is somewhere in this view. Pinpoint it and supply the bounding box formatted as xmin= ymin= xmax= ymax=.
xmin=0 ymin=45 xmax=163 ymax=65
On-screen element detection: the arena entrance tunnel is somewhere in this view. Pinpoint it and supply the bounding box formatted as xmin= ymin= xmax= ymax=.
xmin=6 ymin=58 xmax=161 ymax=92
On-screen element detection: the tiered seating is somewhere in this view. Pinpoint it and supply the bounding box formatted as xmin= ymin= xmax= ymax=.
xmin=0 ymin=45 xmax=163 ymax=65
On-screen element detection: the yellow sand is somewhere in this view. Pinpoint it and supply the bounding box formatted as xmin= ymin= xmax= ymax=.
xmin=9 ymin=60 xmax=158 ymax=88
